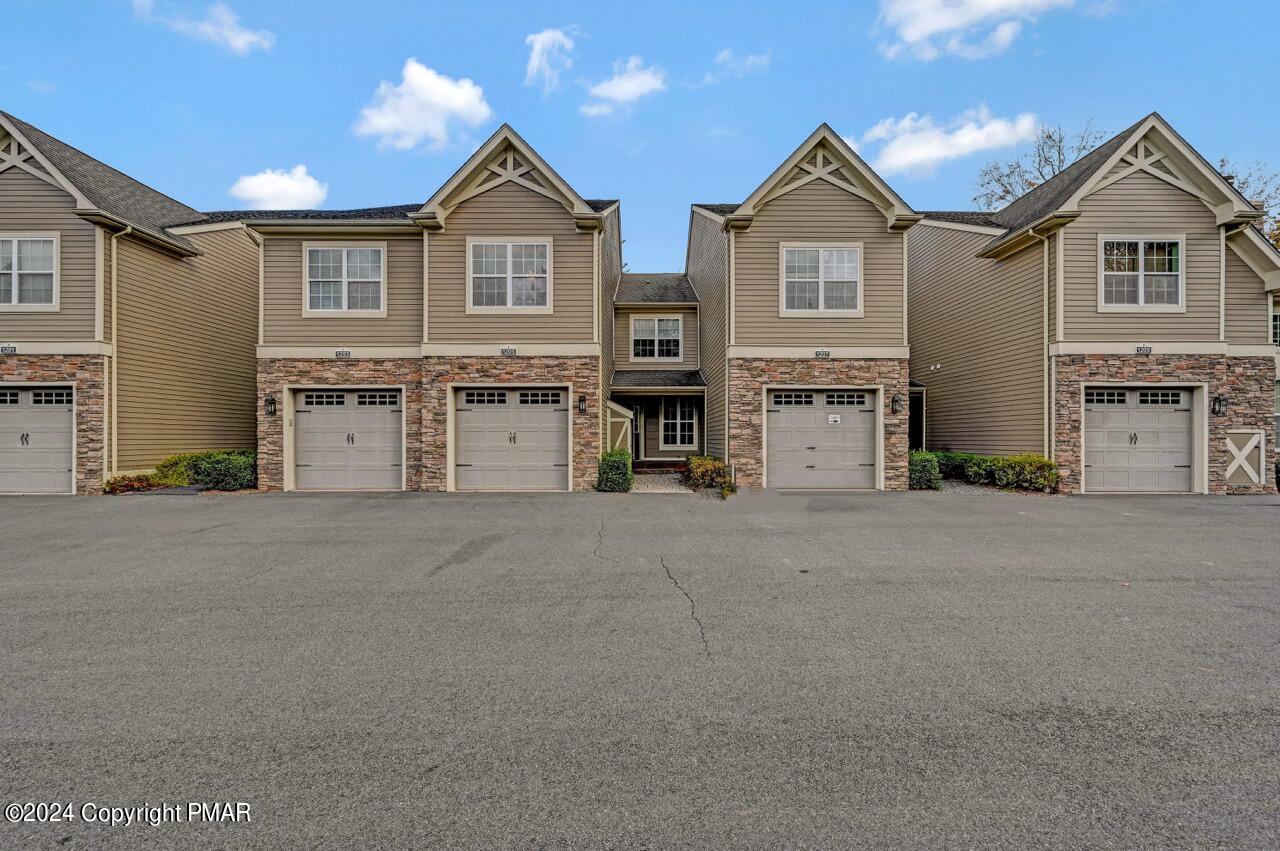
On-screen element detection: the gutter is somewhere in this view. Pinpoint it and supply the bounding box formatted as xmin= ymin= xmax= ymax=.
xmin=977 ymin=211 xmax=1081 ymax=259
xmin=75 ymin=209 xmax=200 ymax=257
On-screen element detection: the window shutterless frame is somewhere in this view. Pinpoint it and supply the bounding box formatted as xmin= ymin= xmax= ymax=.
xmin=0 ymin=233 xmax=59 ymax=312
xmin=629 ymin=314 xmax=683 ymax=362
xmin=658 ymin=396 xmax=698 ymax=450
xmin=778 ymin=241 xmax=863 ymax=318
xmin=465 ymin=236 xmax=554 ymax=315
xmin=1096 ymin=234 xmax=1186 ymax=313
xmin=301 ymin=242 xmax=388 ymax=318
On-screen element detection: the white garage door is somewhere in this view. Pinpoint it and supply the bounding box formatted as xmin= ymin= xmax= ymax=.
xmin=455 ymin=388 xmax=569 ymax=491
xmin=294 ymin=389 xmax=402 ymax=491
xmin=766 ymin=389 xmax=878 ymax=489
xmin=0 ymin=386 xmax=74 ymax=494
xmin=1084 ymin=387 xmax=1193 ymax=493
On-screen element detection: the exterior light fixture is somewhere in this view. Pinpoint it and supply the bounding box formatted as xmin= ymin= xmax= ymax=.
xmin=264 ymin=394 xmax=277 ymax=417
xmin=891 ymin=394 xmax=904 ymax=415
xmin=578 ymin=395 xmax=587 ymax=414
xmin=1211 ymin=395 xmax=1228 ymax=416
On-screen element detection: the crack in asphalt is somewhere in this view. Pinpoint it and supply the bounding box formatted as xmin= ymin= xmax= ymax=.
xmin=660 ymin=554 xmax=712 ymax=662
xmin=593 ymin=515 xmax=616 ymax=563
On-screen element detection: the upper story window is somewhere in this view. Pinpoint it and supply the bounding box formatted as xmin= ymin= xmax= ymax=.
xmin=780 ymin=244 xmax=861 ymax=317
xmin=1271 ymin=296 xmax=1279 ymax=347
xmin=305 ymin=244 xmax=385 ymax=317
xmin=1099 ymin=237 xmax=1183 ymax=312
xmin=467 ymin=239 xmax=552 ymax=313
xmin=0 ymin=236 xmax=57 ymax=310
xmin=631 ymin=315 xmax=681 ymax=361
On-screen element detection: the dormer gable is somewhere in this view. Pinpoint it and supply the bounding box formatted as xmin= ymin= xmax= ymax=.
xmin=416 ymin=124 xmax=602 ymax=232
xmin=726 ymin=124 xmax=920 ymax=232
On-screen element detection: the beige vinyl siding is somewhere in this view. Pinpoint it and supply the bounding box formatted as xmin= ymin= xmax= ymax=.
xmin=102 ymin=229 xmax=112 ymax=343
xmin=428 ymin=182 xmax=594 ymax=342
xmin=0 ymin=169 xmax=96 ymax=341
xmin=599 ymin=204 xmax=621 ymax=437
xmin=1062 ymin=171 xmax=1220 ymax=342
xmin=261 ymin=235 xmax=422 ymax=345
xmin=1046 ymin=232 xmax=1057 ymax=344
xmin=686 ymin=211 xmax=728 ymax=459
xmin=614 ymin=306 xmax=699 ymax=370
xmin=1224 ymin=242 xmax=1271 ymax=345
xmin=907 ymin=224 xmax=1045 ymax=455
xmin=114 ymin=228 xmax=259 ymax=470
xmin=733 ymin=180 xmax=904 ymax=346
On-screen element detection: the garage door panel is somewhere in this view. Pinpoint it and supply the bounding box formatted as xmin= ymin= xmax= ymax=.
xmin=295 ymin=390 xmax=402 ymax=491
xmin=0 ymin=387 xmax=74 ymax=494
xmin=766 ymin=390 xmax=877 ymax=490
xmin=1084 ymin=388 xmax=1193 ymax=493
xmin=455 ymin=388 xmax=568 ymax=491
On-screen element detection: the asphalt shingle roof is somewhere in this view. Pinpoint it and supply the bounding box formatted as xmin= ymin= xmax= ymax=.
xmin=615 ymin=273 xmax=697 ymax=304
xmin=179 ymin=199 xmax=618 ymax=227
xmin=3 ymin=111 xmax=203 ymax=251
xmin=611 ymin=369 xmax=706 ymax=389
xmin=920 ymin=211 xmax=1002 ymax=228
xmin=693 ymin=203 xmax=740 ymax=216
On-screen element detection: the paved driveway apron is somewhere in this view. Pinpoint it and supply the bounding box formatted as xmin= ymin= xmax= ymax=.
xmin=2 ymin=490 xmax=1278 ymax=847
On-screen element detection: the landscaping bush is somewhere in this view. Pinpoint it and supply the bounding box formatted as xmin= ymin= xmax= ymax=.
xmin=104 ymin=473 xmax=166 ymax=494
xmin=682 ymin=455 xmax=736 ymax=498
xmin=188 ymin=450 xmax=257 ymax=491
xmin=932 ymin=450 xmax=984 ymax=480
xmin=963 ymin=456 xmax=996 ymax=485
xmin=991 ymin=454 xmax=1060 ymax=491
xmin=908 ymin=451 xmax=942 ymax=490
xmin=596 ymin=449 xmax=633 ymax=492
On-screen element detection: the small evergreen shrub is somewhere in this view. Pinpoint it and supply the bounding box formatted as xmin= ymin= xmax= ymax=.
xmin=963 ymin=456 xmax=996 ymax=485
xmin=596 ymin=449 xmax=633 ymax=492
xmin=991 ymin=454 xmax=1060 ymax=491
xmin=908 ymin=451 xmax=942 ymax=490
xmin=932 ymin=451 xmax=984 ymax=480
xmin=683 ymin=455 xmax=736 ymax=498
xmin=188 ymin=450 xmax=257 ymax=491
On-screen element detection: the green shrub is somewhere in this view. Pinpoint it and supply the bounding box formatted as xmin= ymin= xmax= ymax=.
xmin=963 ymin=456 xmax=996 ymax=485
xmin=153 ymin=452 xmax=202 ymax=486
xmin=932 ymin=450 xmax=985 ymax=480
xmin=188 ymin=450 xmax=257 ymax=491
xmin=683 ymin=455 xmax=736 ymax=498
xmin=991 ymin=454 xmax=1059 ymax=491
xmin=908 ymin=451 xmax=942 ymax=490
xmin=596 ymin=449 xmax=633 ymax=492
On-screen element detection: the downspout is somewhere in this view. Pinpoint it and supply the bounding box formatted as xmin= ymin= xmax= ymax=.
xmin=1029 ymin=227 xmax=1051 ymax=458
xmin=109 ymin=226 xmax=132 ymax=477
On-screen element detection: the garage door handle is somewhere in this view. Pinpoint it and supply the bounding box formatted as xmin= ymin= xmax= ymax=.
xmin=805 ymin=465 xmax=816 ymax=469
xmin=1175 ymin=464 xmax=1191 ymax=469
xmin=805 ymin=446 xmax=817 ymax=450
xmin=19 ymin=433 xmax=29 ymax=446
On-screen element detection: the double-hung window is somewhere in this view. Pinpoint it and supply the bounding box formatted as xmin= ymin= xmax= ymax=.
xmin=468 ymin=239 xmax=552 ymax=312
xmin=780 ymin=244 xmax=861 ymax=316
xmin=1271 ymin=296 xmax=1279 ymax=347
xmin=631 ymin=315 xmax=681 ymax=361
xmin=1099 ymin=236 xmax=1184 ymax=311
xmin=661 ymin=397 xmax=696 ymax=450
xmin=305 ymin=244 xmax=385 ymax=315
xmin=0 ymin=235 xmax=57 ymax=309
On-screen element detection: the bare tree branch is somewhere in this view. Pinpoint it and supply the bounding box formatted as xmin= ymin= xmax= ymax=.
xmin=973 ymin=121 xmax=1107 ymax=210
xmin=1219 ymin=157 xmax=1280 ymax=246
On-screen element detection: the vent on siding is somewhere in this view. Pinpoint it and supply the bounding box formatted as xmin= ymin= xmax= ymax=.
xmin=825 ymin=391 xmax=868 ymax=406
xmin=302 ymin=392 xmax=345 ymax=407
xmin=771 ymin=392 xmax=815 ymax=406
xmin=464 ymin=390 xmax=507 ymax=405
xmin=31 ymin=389 xmax=72 ymax=405
xmin=519 ymin=390 xmax=562 ymax=405
xmin=1138 ymin=390 xmax=1183 ymax=406
xmin=1084 ymin=389 xmax=1127 ymax=406
xmin=356 ymin=391 xmax=399 ymax=407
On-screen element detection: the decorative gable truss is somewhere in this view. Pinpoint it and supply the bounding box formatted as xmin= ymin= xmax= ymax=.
xmin=726 ymin=125 xmax=920 ymax=232
xmin=1065 ymin=115 xmax=1280 ymax=291
xmin=415 ymin=124 xmax=602 ymax=232
xmin=0 ymin=124 xmax=85 ymax=206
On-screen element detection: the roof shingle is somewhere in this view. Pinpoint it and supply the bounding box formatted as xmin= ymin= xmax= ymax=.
xmin=615 ymin=273 xmax=697 ymax=304
xmin=611 ymin=369 xmax=706 ymax=389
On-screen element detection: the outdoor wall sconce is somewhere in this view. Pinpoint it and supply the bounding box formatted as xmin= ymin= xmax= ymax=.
xmin=1211 ymin=395 xmax=1228 ymax=416
xmin=264 ymin=395 xmax=277 ymax=417
xmin=891 ymin=394 xmax=903 ymax=415
xmin=578 ymin=395 xmax=587 ymax=414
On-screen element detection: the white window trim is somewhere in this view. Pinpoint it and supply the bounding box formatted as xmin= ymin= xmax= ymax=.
xmin=0 ymin=232 xmax=59 ymax=312
xmin=778 ymin=241 xmax=864 ymax=319
xmin=1271 ymin=294 xmax=1279 ymax=348
xmin=1096 ymin=234 xmax=1186 ymax=314
xmin=465 ymin=236 xmax=554 ymax=315
xmin=658 ymin=396 xmax=698 ymax=450
xmin=629 ymin=313 xmax=683 ymax=363
xmin=301 ymin=241 xmax=388 ymax=318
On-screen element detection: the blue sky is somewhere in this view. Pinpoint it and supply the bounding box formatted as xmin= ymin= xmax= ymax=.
xmin=3 ymin=1 xmax=1278 ymax=270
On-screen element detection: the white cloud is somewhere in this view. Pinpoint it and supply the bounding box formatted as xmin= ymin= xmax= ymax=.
xmin=229 ymin=165 xmax=327 ymax=209
xmin=27 ymin=80 xmax=57 ymax=95
xmin=354 ymin=58 xmax=493 ymax=150
xmin=859 ymin=106 xmax=1038 ymax=175
xmin=524 ymin=28 xmax=576 ymax=94
xmin=697 ymin=48 xmax=772 ymax=86
xmin=878 ymin=0 xmax=1073 ymax=61
xmin=581 ymin=56 xmax=666 ymax=116
xmin=132 ymin=0 xmax=274 ymax=55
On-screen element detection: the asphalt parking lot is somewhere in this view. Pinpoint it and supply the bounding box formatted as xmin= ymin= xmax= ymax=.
xmin=3 ymin=489 xmax=1279 ymax=848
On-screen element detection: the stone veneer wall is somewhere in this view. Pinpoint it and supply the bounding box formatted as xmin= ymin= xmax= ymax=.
xmin=257 ymin=356 xmax=601 ymax=492
xmin=727 ymin=358 xmax=910 ymax=489
xmin=420 ymin=356 xmax=601 ymax=491
xmin=1 ymin=355 xmax=105 ymax=495
xmin=1053 ymin=354 xmax=1276 ymax=494
xmin=256 ymin=359 xmax=424 ymax=491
